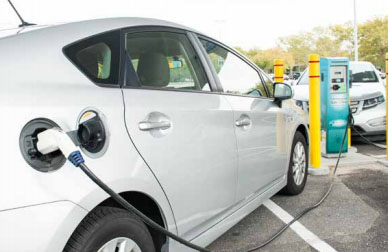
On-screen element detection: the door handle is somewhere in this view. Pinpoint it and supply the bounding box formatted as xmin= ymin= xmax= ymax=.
xmin=235 ymin=117 xmax=251 ymax=127
xmin=138 ymin=120 xmax=171 ymax=131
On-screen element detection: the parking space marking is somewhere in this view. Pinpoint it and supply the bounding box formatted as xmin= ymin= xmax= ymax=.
xmin=263 ymin=200 xmax=338 ymax=252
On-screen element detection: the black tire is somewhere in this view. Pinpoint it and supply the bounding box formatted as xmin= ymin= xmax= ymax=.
xmin=63 ymin=206 xmax=156 ymax=252
xmin=283 ymin=131 xmax=308 ymax=195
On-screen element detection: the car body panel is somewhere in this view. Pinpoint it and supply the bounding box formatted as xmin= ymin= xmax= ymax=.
xmin=122 ymin=88 xmax=238 ymax=239
xmin=0 ymin=201 xmax=86 ymax=252
xmin=0 ymin=18 xmax=308 ymax=252
xmin=222 ymin=95 xmax=288 ymax=200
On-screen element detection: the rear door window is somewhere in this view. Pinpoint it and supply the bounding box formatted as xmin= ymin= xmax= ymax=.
xmin=124 ymin=31 xmax=210 ymax=91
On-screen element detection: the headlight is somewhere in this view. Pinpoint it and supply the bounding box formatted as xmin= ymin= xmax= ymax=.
xmin=367 ymin=116 xmax=386 ymax=127
xmin=363 ymin=95 xmax=385 ymax=109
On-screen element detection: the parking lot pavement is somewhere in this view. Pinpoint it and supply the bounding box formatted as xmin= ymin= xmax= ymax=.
xmin=353 ymin=141 xmax=386 ymax=158
xmin=209 ymin=162 xmax=388 ymax=252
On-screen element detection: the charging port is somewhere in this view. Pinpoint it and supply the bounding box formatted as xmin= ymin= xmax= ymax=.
xmin=19 ymin=118 xmax=66 ymax=172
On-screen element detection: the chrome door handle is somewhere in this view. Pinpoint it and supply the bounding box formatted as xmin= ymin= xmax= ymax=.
xmin=138 ymin=121 xmax=171 ymax=131
xmin=235 ymin=118 xmax=251 ymax=127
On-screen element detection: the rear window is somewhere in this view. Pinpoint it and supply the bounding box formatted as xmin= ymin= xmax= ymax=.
xmin=64 ymin=30 xmax=121 ymax=86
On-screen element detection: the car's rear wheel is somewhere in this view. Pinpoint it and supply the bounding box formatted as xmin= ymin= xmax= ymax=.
xmin=283 ymin=131 xmax=308 ymax=195
xmin=63 ymin=206 xmax=155 ymax=252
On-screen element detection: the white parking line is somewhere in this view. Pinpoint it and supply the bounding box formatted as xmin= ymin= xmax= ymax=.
xmin=263 ymin=200 xmax=338 ymax=252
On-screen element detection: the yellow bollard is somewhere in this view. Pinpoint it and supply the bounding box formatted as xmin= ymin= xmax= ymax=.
xmin=309 ymin=54 xmax=321 ymax=170
xmin=274 ymin=60 xmax=285 ymax=152
xmin=386 ymin=53 xmax=388 ymax=161
xmin=348 ymin=99 xmax=351 ymax=148
xmin=274 ymin=59 xmax=284 ymax=83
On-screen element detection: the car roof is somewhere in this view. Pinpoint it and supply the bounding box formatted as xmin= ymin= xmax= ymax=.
xmin=0 ymin=17 xmax=201 ymax=43
xmin=350 ymin=61 xmax=374 ymax=66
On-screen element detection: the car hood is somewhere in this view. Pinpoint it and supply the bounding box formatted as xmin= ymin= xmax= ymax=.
xmin=293 ymin=82 xmax=385 ymax=102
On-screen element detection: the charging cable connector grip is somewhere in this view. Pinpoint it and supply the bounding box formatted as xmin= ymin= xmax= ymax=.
xmin=37 ymin=128 xmax=79 ymax=158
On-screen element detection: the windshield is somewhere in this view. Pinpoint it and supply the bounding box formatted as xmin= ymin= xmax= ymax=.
xmin=297 ymin=70 xmax=309 ymax=85
xmin=350 ymin=63 xmax=378 ymax=83
xmin=297 ymin=62 xmax=378 ymax=85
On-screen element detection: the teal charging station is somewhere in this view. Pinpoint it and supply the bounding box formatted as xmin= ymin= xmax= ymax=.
xmin=320 ymin=57 xmax=350 ymax=157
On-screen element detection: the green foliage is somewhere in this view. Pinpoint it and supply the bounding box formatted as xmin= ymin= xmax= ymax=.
xmin=236 ymin=16 xmax=388 ymax=72
xmin=358 ymin=17 xmax=388 ymax=69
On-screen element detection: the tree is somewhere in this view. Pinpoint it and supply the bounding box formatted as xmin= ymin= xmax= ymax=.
xmin=236 ymin=16 xmax=388 ymax=73
xmin=359 ymin=17 xmax=388 ymax=69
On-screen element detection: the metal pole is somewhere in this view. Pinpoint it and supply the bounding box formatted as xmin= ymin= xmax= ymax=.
xmin=353 ymin=0 xmax=358 ymax=61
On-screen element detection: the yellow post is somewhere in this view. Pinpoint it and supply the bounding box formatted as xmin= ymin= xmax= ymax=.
xmin=348 ymin=99 xmax=351 ymax=148
xmin=309 ymin=54 xmax=321 ymax=169
xmin=274 ymin=60 xmax=285 ymax=152
xmin=274 ymin=59 xmax=284 ymax=82
xmin=386 ymin=53 xmax=388 ymax=161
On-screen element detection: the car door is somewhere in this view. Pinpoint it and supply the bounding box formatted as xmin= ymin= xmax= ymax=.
xmin=120 ymin=29 xmax=238 ymax=239
xmin=197 ymin=37 xmax=288 ymax=201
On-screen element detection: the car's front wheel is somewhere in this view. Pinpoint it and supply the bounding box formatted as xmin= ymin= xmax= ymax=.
xmin=63 ymin=206 xmax=155 ymax=252
xmin=283 ymin=131 xmax=308 ymax=195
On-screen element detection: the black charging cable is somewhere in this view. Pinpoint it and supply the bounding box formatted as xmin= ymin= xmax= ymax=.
xmin=351 ymin=126 xmax=386 ymax=149
xmin=67 ymin=112 xmax=352 ymax=252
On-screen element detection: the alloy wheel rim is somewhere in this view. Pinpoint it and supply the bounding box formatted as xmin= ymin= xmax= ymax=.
xmin=292 ymin=142 xmax=306 ymax=186
xmin=97 ymin=237 xmax=142 ymax=252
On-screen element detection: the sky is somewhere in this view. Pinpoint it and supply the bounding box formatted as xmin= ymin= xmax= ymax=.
xmin=0 ymin=0 xmax=388 ymax=49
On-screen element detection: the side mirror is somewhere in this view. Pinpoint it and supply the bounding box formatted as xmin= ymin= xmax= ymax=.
xmin=274 ymin=82 xmax=293 ymax=107
xmin=381 ymin=73 xmax=386 ymax=80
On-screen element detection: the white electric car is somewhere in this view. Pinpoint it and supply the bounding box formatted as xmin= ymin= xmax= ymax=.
xmin=0 ymin=18 xmax=309 ymax=252
xmin=293 ymin=61 xmax=386 ymax=141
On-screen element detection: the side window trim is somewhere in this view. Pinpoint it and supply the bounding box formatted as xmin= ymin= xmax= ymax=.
xmin=187 ymin=32 xmax=220 ymax=93
xmin=258 ymin=70 xmax=275 ymax=99
xmin=197 ymin=35 xmax=271 ymax=99
xmin=191 ymin=33 xmax=224 ymax=93
xmin=120 ymin=26 xmax=215 ymax=94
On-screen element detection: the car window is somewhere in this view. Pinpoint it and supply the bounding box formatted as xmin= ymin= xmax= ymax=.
xmin=199 ymin=38 xmax=267 ymax=97
xmin=125 ymin=32 xmax=210 ymax=91
xmin=64 ymin=30 xmax=120 ymax=85
xmin=261 ymin=72 xmax=274 ymax=97
xmin=350 ymin=63 xmax=378 ymax=83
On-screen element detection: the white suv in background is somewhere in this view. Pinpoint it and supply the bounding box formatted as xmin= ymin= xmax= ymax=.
xmin=293 ymin=61 xmax=386 ymax=141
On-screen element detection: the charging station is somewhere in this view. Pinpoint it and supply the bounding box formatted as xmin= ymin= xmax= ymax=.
xmin=320 ymin=57 xmax=350 ymax=158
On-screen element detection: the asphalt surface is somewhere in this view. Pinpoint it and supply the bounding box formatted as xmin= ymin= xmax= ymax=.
xmin=209 ymin=144 xmax=388 ymax=252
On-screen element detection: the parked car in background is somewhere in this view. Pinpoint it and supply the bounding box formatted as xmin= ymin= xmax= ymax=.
xmin=293 ymin=61 xmax=386 ymax=141
xmin=292 ymin=72 xmax=301 ymax=80
xmin=378 ymin=71 xmax=386 ymax=81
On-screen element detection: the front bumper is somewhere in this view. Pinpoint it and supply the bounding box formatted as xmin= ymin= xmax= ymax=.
xmin=0 ymin=201 xmax=87 ymax=252
xmin=297 ymin=100 xmax=386 ymax=136
xmin=352 ymin=102 xmax=386 ymax=137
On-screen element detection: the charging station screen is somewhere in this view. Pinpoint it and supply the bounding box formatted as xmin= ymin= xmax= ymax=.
xmin=330 ymin=66 xmax=347 ymax=94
